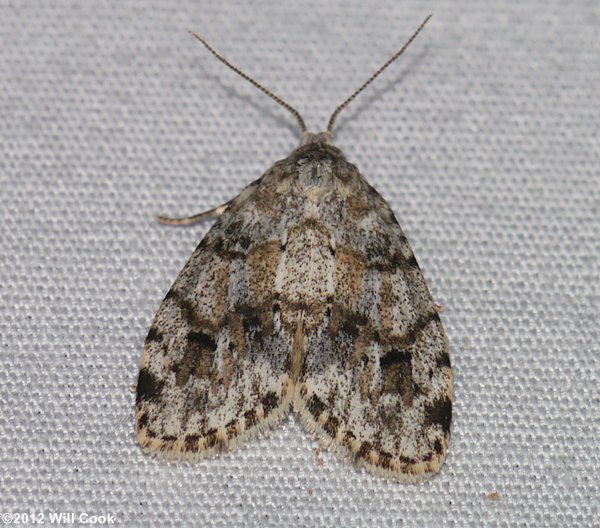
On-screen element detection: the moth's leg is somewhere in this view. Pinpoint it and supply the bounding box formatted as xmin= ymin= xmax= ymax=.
xmin=156 ymin=203 xmax=230 ymax=226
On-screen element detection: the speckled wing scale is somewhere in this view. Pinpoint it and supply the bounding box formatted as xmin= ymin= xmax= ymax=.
xmin=136 ymin=173 xmax=296 ymax=456
xmin=136 ymin=15 xmax=452 ymax=481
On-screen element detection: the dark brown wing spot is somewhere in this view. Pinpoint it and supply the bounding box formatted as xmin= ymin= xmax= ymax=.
xmin=136 ymin=368 xmax=164 ymax=404
xmin=380 ymin=349 xmax=411 ymax=368
xmin=165 ymin=289 xmax=201 ymax=327
xmin=306 ymin=394 xmax=326 ymax=420
xmin=237 ymin=233 xmax=253 ymax=250
xmin=226 ymin=419 xmax=238 ymax=439
xmin=356 ymin=441 xmax=372 ymax=460
xmin=145 ymin=327 xmax=163 ymax=343
xmin=424 ymin=397 xmax=452 ymax=433
xmin=436 ymin=350 xmax=451 ymax=368
xmin=367 ymin=251 xmax=421 ymax=272
xmin=137 ymin=413 xmax=149 ymax=429
xmin=145 ymin=428 xmax=157 ymax=439
xmin=407 ymin=254 xmax=419 ymax=268
xmin=244 ymin=409 xmax=258 ymax=428
xmin=377 ymin=450 xmax=393 ymax=470
xmin=204 ymin=428 xmax=219 ymax=449
xmin=261 ymin=391 xmax=279 ymax=416
xmin=345 ymin=194 xmax=371 ymax=218
xmin=343 ymin=430 xmax=356 ymax=450
xmin=242 ymin=314 xmax=263 ymax=335
xmin=400 ymin=311 xmax=441 ymax=348
xmin=340 ymin=311 xmax=368 ymax=338
xmin=364 ymin=232 xmax=392 ymax=263
xmin=185 ymin=434 xmax=200 ymax=451
xmin=236 ymin=303 xmax=264 ymax=341
xmin=324 ymin=415 xmax=340 ymax=438
xmin=174 ymin=331 xmax=217 ymax=387
xmin=380 ymin=349 xmax=414 ymax=406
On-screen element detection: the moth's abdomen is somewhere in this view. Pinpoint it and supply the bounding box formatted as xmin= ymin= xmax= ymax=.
xmin=276 ymin=218 xmax=335 ymax=333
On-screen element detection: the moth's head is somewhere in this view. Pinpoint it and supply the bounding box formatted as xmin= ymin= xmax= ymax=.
xmin=295 ymin=130 xmax=346 ymax=165
xmin=291 ymin=132 xmax=346 ymax=166
xmin=288 ymin=134 xmax=352 ymax=192
xmin=300 ymin=131 xmax=332 ymax=146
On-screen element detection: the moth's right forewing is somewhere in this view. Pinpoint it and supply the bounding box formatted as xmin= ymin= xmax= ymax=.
xmin=294 ymin=174 xmax=452 ymax=481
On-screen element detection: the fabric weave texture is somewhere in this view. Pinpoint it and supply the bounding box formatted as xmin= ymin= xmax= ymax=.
xmin=1 ymin=1 xmax=598 ymax=526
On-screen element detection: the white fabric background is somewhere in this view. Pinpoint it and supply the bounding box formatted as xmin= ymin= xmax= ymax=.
xmin=1 ymin=1 xmax=599 ymax=526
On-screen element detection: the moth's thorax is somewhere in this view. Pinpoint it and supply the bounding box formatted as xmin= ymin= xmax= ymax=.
xmin=295 ymin=153 xmax=336 ymax=196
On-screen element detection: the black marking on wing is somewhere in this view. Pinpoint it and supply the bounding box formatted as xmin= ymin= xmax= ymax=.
xmin=136 ymin=368 xmax=164 ymax=404
xmin=424 ymin=397 xmax=452 ymax=433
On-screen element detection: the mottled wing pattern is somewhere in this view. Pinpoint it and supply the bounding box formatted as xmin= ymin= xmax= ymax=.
xmin=136 ymin=138 xmax=451 ymax=480
xmin=294 ymin=163 xmax=452 ymax=481
xmin=136 ymin=177 xmax=295 ymax=459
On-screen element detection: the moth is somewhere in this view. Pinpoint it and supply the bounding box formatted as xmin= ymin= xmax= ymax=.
xmin=135 ymin=15 xmax=452 ymax=481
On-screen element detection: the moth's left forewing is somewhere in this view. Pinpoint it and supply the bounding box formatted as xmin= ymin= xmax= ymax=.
xmin=294 ymin=162 xmax=452 ymax=482
xmin=136 ymin=173 xmax=296 ymax=460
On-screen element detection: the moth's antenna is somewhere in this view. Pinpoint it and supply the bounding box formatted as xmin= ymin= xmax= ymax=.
xmin=189 ymin=32 xmax=307 ymax=134
xmin=326 ymin=14 xmax=432 ymax=134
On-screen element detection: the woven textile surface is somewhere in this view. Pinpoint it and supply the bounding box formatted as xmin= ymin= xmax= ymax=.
xmin=1 ymin=1 xmax=599 ymax=526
